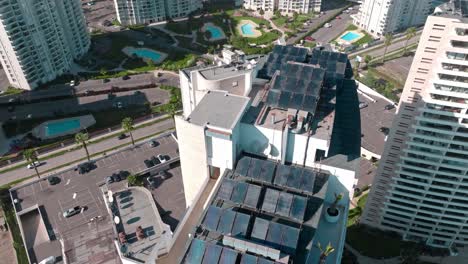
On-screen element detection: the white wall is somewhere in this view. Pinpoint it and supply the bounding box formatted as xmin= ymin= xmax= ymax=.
xmin=175 ymin=117 xmax=209 ymax=208
xmin=240 ymin=123 xmax=283 ymax=160
xmin=207 ymin=135 xmax=234 ymax=170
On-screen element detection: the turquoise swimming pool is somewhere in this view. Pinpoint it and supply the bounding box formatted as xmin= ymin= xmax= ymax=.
xmin=46 ymin=119 xmax=81 ymax=137
xmin=206 ymin=25 xmax=223 ymax=39
xmin=241 ymin=23 xmax=256 ymax=36
xmin=340 ymin=31 xmax=361 ymax=42
xmin=128 ymin=48 xmax=162 ymax=62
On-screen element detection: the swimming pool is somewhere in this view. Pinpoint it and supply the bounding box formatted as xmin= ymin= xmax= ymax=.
xmin=241 ymin=23 xmax=256 ymax=36
xmin=128 ymin=48 xmax=162 ymax=62
xmin=46 ymin=119 xmax=81 ymax=137
xmin=340 ymin=31 xmax=361 ymax=42
xmin=206 ymin=25 xmax=223 ymax=39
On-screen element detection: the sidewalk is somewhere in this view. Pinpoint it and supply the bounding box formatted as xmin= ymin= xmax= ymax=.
xmin=0 ymin=117 xmax=175 ymax=187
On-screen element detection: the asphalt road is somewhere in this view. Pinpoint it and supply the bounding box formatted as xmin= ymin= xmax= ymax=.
xmin=310 ymin=10 xmax=358 ymax=44
xmin=0 ymin=117 xmax=175 ymax=186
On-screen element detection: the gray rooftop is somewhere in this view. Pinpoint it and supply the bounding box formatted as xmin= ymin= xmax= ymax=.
xmin=434 ymin=0 xmax=468 ymax=18
xmin=188 ymin=91 xmax=250 ymax=130
xmin=198 ymin=64 xmax=252 ymax=80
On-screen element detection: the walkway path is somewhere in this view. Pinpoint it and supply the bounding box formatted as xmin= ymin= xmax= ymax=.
xmin=349 ymin=31 xmax=422 ymax=58
xmin=0 ymin=116 xmax=174 ymax=187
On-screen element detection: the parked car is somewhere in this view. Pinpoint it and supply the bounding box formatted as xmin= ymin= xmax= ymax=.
xmin=27 ymin=161 xmax=41 ymax=169
xmin=47 ymin=176 xmax=60 ymax=185
xmin=70 ymin=80 xmax=75 ymax=87
xmin=113 ymin=173 xmax=122 ymax=182
xmin=385 ymin=104 xmax=395 ymax=110
xmin=106 ymin=176 xmax=114 ymax=184
xmin=63 ymin=206 xmax=81 ymax=218
xmin=118 ymin=170 xmax=130 ymax=179
xmin=7 ymin=106 xmax=14 ymax=112
xmin=158 ymin=170 xmax=169 ymax=180
xmin=379 ymin=127 xmax=390 ymax=135
xmin=359 ymin=102 xmax=368 ymax=109
xmin=146 ymin=177 xmax=157 ymax=189
xmin=119 ymin=232 xmax=127 ymax=244
xmin=122 ymin=75 xmax=130 ymax=80
xmin=118 ymin=133 xmax=126 ymax=140
xmin=157 ymin=154 xmax=168 ymax=163
xmin=102 ymin=78 xmax=110 ymax=83
xmin=77 ymin=162 xmax=96 ymax=174
xmin=149 ymin=140 xmax=158 ymax=147
xmin=324 ymin=23 xmax=331 ymax=28
xmin=39 ymin=256 xmax=56 ymax=264
xmin=144 ymin=159 xmax=154 ymax=168
xmin=336 ymin=16 xmax=341 ymax=19
xmin=151 ymin=156 xmax=161 ymax=166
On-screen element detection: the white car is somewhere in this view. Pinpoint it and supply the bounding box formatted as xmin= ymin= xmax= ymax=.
xmin=27 ymin=161 xmax=41 ymax=169
xmin=116 ymin=102 xmax=123 ymax=109
xmin=324 ymin=23 xmax=332 ymax=28
xmin=70 ymin=80 xmax=75 ymax=87
xmin=39 ymin=256 xmax=56 ymax=264
xmin=157 ymin=154 xmax=168 ymax=163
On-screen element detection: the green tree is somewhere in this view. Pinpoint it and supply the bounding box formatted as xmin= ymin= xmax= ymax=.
xmin=146 ymin=59 xmax=155 ymax=68
xmin=75 ymin=132 xmax=90 ymax=161
xmin=24 ymin=148 xmax=40 ymax=178
xmin=382 ymin=33 xmax=394 ymax=63
xmin=403 ymin=27 xmax=416 ymax=55
xmin=318 ymin=242 xmax=335 ymax=264
xmin=122 ymin=117 xmax=135 ymax=146
xmin=100 ymin=67 xmax=107 ymax=76
xmin=127 ymin=174 xmax=141 ymax=186
xmin=364 ymin=54 xmax=373 ymax=69
xmin=259 ymin=9 xmax=265 ymax=16
xmin=204 ymin=30 xmax=212 ymax=40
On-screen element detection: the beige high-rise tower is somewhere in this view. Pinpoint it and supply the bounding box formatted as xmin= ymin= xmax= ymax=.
xmin=362 ymin=1 xmax=468 ymax=248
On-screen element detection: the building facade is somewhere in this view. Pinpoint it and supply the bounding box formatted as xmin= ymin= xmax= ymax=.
xmin=243 ymin=0 xmax=321 ymax=14
xmin=353 ymin=0 xmax=432 ymax=37
xmin=362 ymin=2 xmax=468 ymax=248
xmin=0 ymin=0 xmax=90 ymax=90
xmin=114 ymin=0 xmax=203 ymax=25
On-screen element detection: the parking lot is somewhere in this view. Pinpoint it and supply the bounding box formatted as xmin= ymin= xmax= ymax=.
xmin=10 ymin=133 xmax=180 ymax=264
xmin=82 ymin=0 xmax=118 ymax=32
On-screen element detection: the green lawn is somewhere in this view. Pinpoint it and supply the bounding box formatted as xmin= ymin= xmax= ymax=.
xmin=0 ymin=87 xmax=23 ymax=97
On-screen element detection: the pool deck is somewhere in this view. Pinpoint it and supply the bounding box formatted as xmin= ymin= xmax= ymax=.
xmin=201 ymin=22 xmax=226 ymax=41
xmin=237 ymin=20 xmax=262 ymax=38
xmin=122 ymin=46 xmax=168 ymax=64
xmin=32 ymin=115 xmax=96 ymax=140
xmin=337 ymin=30 xmax=365 ymax=45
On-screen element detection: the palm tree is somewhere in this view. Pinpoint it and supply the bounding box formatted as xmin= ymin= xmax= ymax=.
xmin=382 ymin=33 xmax=394 ymax=63
xmin=318 ymin=242 xmax=335 ymax=264
xmin=364 ymin=55 xmax=373 ymax=67
xmin=75 ymin=132 xmax=90 ymax=161
xmin=403 ymin=27 xmax=416 ymax=55
xmin=24 ymin=148 xmax=40 ymax=178
xmin=122 ymin=117 xmax=135 ymax=146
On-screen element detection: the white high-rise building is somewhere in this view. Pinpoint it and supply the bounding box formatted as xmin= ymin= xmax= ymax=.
xmin=362 ymin=1 xmax=468 ymax=249
xmin=244 ymin=0 xmax=321 ymax=14
xmin=114 ymin=0 xmax=203 ymax=25
xmin=353 ymin=0 xmax=432 ymax=37
xmin=0 ymin=0 xmax=90 ymax=90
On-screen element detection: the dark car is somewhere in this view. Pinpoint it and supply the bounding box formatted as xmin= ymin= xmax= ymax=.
xmin=102 ymin=78 xmax=110 ymax=83
xmin=106 ymin=176 xmax=114 ymax=184
xmin=113 ymin=173 xmax=122 ymax=182
xmin=379 ymin=127 xmax=390 ymax=135
xmin=151 ymin=156 xmax=161 ymax=166
xmin=119 ymin=170 xmax=130 ymax=179
xmin=7 ymin=106 xmax=14 ymax=112
xmin=118 ymin=133 xmax=126 ymax=140
xmin=77 ymin=162 xmax=96 ymax=174
xmin=385 ymin=104 xmax=395 ymax=110
xmin=122 ymin=75 xmax=130 ymax=80
xmin=48 ymin=176 xmax=60 ymax=185
xmin=144 ymin=159 xmax=154 ymax=168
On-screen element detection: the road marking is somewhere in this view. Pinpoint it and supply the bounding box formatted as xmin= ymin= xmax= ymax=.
xmin=65 ymin=179 xmax=71 ymax=185
xmin=73 ymin=193 xmax=77 ymax=199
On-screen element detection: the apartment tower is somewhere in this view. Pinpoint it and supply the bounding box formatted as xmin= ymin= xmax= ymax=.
xmin=362 ymin=1 xmax=468 ymax=248
xmin=243 ymin=0 xmax=321 ymax=14
xmin=353 ymin=0 xmax=432 ymax=37
xmin=0 ymin=0 xmax=90 ymax=90
xmin=114 ymin=0 xmax=203 ymax=25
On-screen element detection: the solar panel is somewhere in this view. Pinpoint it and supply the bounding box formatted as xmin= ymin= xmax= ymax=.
xmin=301 ymin=169 xmax=316 ymax=193
xmin=247 ymin=158 xmax=263 ymax=180
xmin=313 ymin=173 xmax=328 ymax=193
xmin=218 ymin=179 xmax=235 ymax=201
xmin=231 ymin=182 xmax=248 ymax=204
xmin=202 ymin=243 xmax=223 ymax=264
xmin=289 ymin=93 xmax=303 ymax=109
xmin=266 ymin=90 xmax=280 ymax=107
xmin=220 ymin=247 xmax=238 ymax=264
xmin=302 ymin=96 xmax=318 ymax=113
xmin=274 ymin=164 xmax=290 ymax=186
xmin=231 ymin=212 xmax=251 ymax=238
xmin=265 ymin=222 xmax=283 ymax=249
xmin=244 ymin=184 xmax=261 ymax=208
xmin=240 ymin=254 xmax=258 ymax=264
xmin=287 ymin=166 xmax=303 ymax=189
xmin=276 ymin=192 xmax=293 ymax=217
xmin=187 ymin=239 xmax=206 ymax=264
xmin=251 ymin=218 xmax=269 ymax=241
xmin=258 ymin=258 xmax=277 ymax=264
xmin=278 ymin=91 xmax=291 ymax=109
xmin=290 ymin=196 xmax=307 ymax=221
xmin=218 ymin=209 xmax=236 ymax=234
xmin=262 ymin=189 xmax=279 ymax=213
xmin=203 ymin=206 xmax=222 ymax=231
xmin=235 ymin=156 xmax=251 ymax=177
xmin=280 ymin=225 xmax=300 ymax=254
xmin=258 ymin=160 xmax=275 ymax=183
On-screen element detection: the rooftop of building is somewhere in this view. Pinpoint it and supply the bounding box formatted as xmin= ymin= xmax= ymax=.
xmin=187 ymin=90 xmax=250 ymax=130
xmin=198 ymin=63 xmax=253 ymax=81
xmin=179 ymin=154 xmax=350 ymax=264
xmin=434 ymin=0 xmax=468 ymax=18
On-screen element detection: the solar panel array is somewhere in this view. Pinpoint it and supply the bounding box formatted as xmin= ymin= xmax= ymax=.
xmin=309 ymin=49 xmax=348 ymax=85
xmin=261 ymin=189 xmax=307 ymax=221
xmin=250 ymin=218 xmax=301 ymax=255
xmin=217 ymin=179 xmax=262 ymax=208
xmin=235 ymin=156 xmax=325 ymax=194
xmin=265 ymin=62 xmax=324 ymax=113
xmin=202 ymin=206 xmax=251 ymax=238
xmin=260 ymin=46 xmax=308 ymax=79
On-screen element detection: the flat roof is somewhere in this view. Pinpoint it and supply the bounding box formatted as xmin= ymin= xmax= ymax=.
xmin=198 ymin=64 xmax=252 ymax=81
xmin=187 ymin=91 xmax=250 ymax=130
